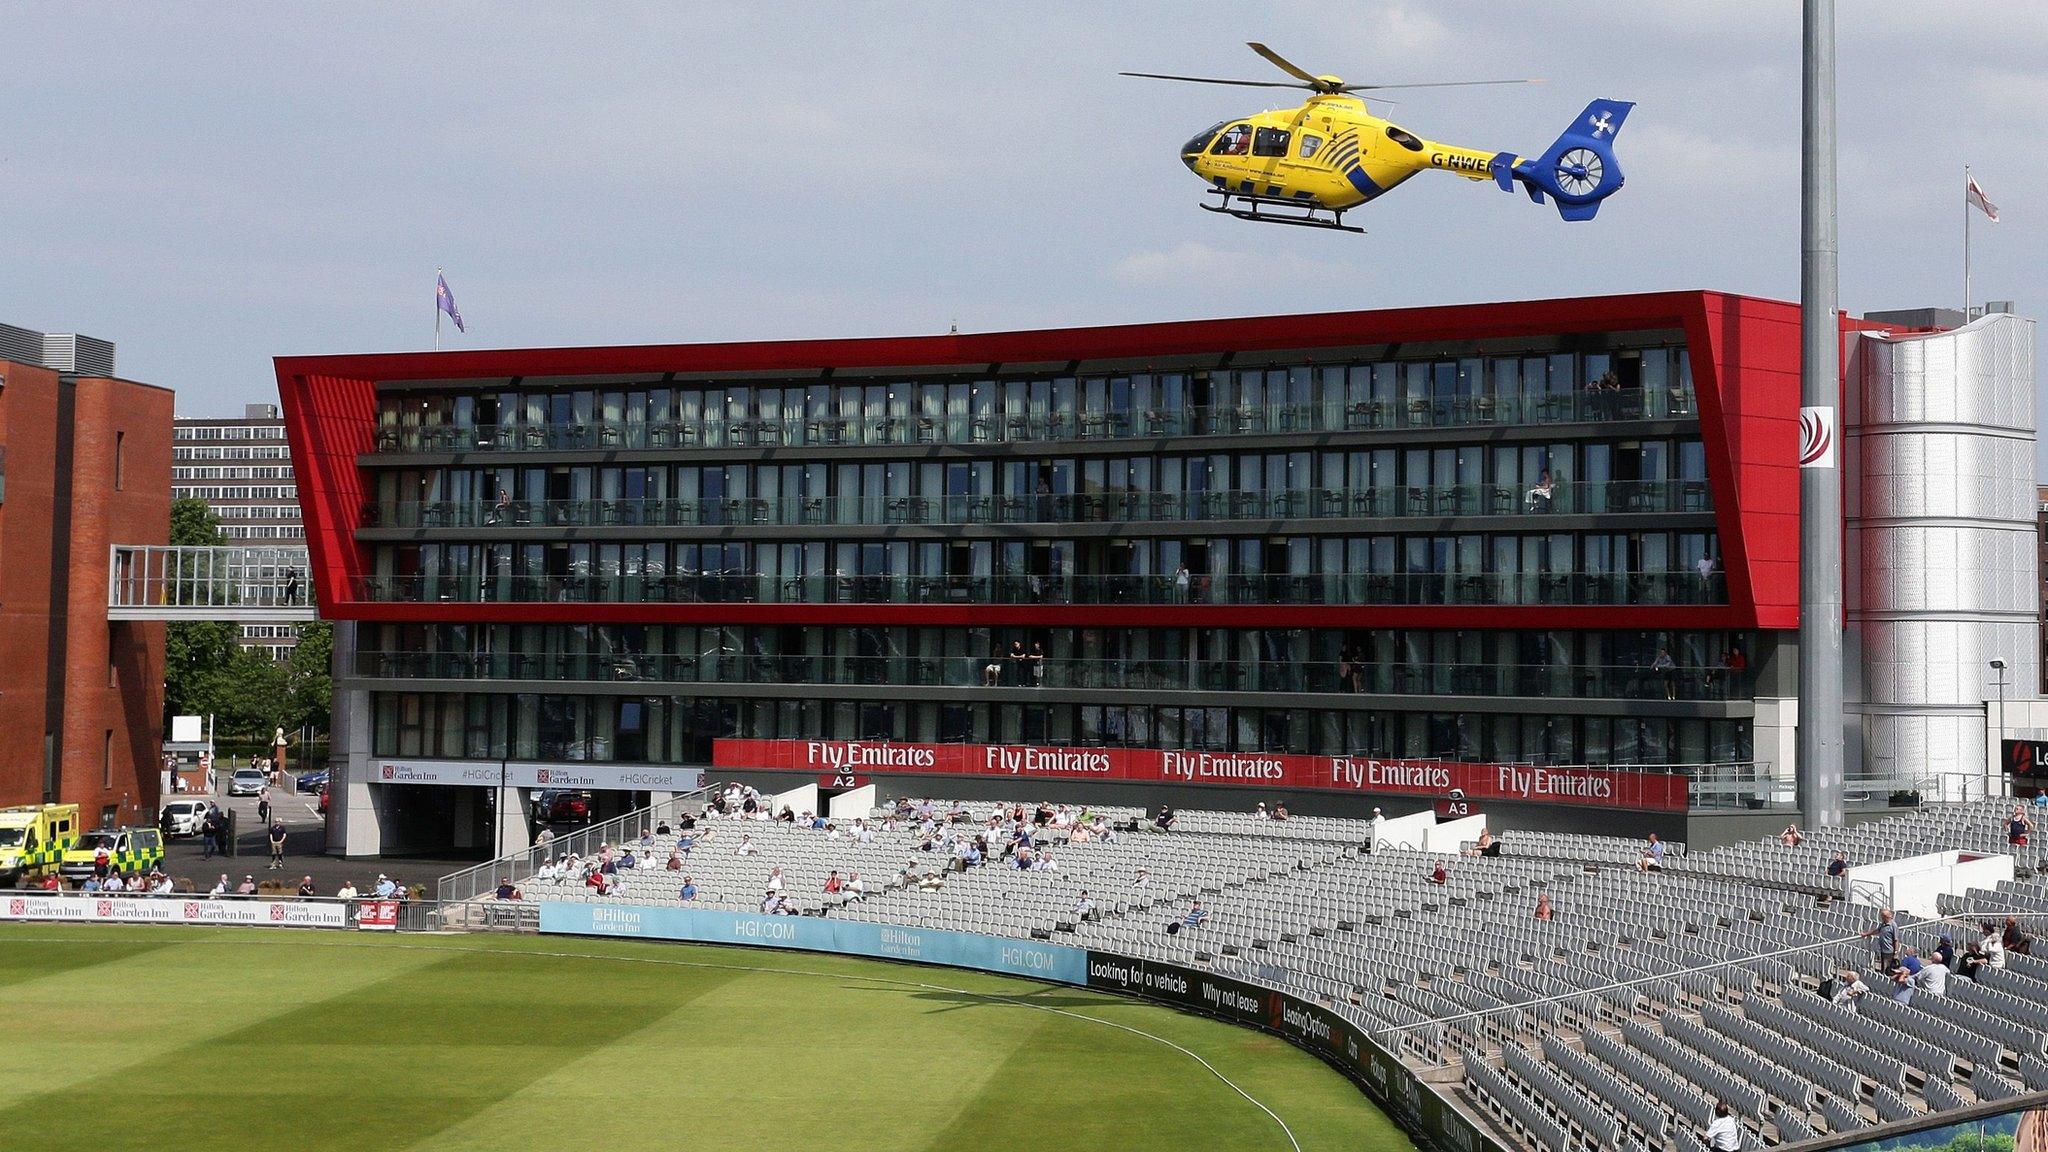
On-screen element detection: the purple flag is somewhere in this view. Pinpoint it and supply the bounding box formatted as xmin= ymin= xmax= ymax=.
xmin=436 ymin=273 xmax=465 ymax=333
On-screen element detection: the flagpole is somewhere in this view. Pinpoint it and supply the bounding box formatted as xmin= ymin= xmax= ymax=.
xmin=435 ymin=267 xmax=442 ymax=352
xmin=1963 ymin=166 xmax=1971 ymax=323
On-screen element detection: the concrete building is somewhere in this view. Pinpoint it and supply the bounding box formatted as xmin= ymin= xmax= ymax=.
xmin=173 ymin=403 xmax=305 ymax=658
xmin=0 ymin=325 xmax=172 ymax=824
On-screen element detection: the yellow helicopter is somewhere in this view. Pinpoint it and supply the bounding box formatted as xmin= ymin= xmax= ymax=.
xmin=1125 ymin=43 xmax=1633 ymax=233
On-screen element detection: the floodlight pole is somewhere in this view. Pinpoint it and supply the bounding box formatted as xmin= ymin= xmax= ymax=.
xmin=1797 ymin=0 xmax=1846 ymax=827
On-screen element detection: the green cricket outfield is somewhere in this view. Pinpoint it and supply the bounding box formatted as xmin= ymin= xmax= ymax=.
xmin=0 ymin=924 xmax=1414 ymax=1151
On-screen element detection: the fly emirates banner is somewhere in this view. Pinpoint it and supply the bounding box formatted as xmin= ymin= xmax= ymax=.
xmin=710 ymin=739 xmax=1689 ymax=812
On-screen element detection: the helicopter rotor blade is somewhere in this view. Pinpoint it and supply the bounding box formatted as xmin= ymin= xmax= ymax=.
xmin=1246 ymin=42 xmax=1327 ymax=87
xmin=1118 ymin=71 xmax=1313 ymax=90
xmin=1341 ymin=78 xmax=1544 ymax=92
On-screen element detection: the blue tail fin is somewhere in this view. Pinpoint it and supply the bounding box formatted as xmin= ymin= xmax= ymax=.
xmin=1489 ymin=99 xmax=1633 ymax=222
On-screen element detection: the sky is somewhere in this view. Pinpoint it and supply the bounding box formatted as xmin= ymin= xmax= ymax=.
xmin=1 ymin=2 xmax=2042 ymax=457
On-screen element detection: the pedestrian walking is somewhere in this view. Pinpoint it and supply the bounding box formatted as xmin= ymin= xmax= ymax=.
xmin=257 ymin=785 xmax=272 ymax=827
xmin=200 ymin=809 xmax=218 ymax=860
xmin=268 ymin=821 xmax=287 ymax=870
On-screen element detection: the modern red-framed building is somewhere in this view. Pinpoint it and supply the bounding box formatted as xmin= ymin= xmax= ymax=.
xmin=280 ymin=290 xmax=1837 ymax=856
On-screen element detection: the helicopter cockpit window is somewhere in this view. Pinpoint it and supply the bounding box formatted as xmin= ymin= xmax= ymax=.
xmin=1182 ymin=122 xmax=1228 ymax=155
xmin=1210 ymin=123 xmax=1252 ymax=156
xmin=1252 ymin=127 xmax=1291 ymax=157
xmin=1385 ymin=125 xmax=1424 ymax=152
xmin=1298 ymin=134 xmax=1324 ymax=160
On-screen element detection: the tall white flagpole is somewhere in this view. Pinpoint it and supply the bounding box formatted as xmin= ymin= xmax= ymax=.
xmin=1963 ymin=166 xmax=1972 ymax=322
xmin=435 ymin=266 xmax=443 ymax=352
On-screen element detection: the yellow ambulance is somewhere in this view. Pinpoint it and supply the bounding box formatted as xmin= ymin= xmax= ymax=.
xmin=0 ymin=804 xmax=82 ymax=887
xmin=60 ymin=826 xmax=166 ymax=885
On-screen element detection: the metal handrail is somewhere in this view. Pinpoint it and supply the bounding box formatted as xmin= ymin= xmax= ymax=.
xmin=435 ymin=782 xmax=719 ymax=906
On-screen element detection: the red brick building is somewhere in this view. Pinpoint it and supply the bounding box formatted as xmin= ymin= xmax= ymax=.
xmin=0 ymin=345 xmax=172 ymax=825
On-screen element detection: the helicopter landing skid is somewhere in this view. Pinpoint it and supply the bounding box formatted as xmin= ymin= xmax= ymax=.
xmin=1200 ymin=190 xmax=1363 ymax=233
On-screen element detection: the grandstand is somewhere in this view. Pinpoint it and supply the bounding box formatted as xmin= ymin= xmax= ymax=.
xmin=510 ymin=791 xmax=2048 ymax=1151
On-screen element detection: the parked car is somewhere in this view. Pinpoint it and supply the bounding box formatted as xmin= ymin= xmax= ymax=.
xmin=534 ymin=790 xmax=592 ymax=826
xmin=159 ymin=799 xmax=213 ymax=838
xmin=316 ymin=784 xmax=329 ymax=815
xmin=295 ymin=770 xmax=329 ymax=794
xmin=227 ymin=768 xmax=267 ymax=796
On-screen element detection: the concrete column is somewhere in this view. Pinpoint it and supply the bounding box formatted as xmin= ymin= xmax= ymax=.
xmin=494 ymin=786 xmax=532 ymax=857
xmin=329 ymin=622 xmax=386 ymax=857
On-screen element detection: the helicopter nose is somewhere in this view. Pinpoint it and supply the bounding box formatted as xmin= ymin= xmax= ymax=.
xmin=1181 ymin=150 xmax=1200 ymax=173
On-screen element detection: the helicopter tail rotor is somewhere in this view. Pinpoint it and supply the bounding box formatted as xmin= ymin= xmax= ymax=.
xmin=1494 ymin=99 xmax=1634 ymax=221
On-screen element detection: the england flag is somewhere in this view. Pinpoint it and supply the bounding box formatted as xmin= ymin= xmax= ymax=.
xmin=1967 ymin=175 xmax=1999 ymax=222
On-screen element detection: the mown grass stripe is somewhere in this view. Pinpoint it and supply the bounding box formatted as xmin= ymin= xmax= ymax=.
xmin=0 ymin=929 xmax=444 ymax=1112
xmin=0 ymin=928 xmax=1410 ymax=1151
xmin=0 ymin=935 xmax=176 ymax=991
xmin=0 ymin=951 xmax=743 ymax=1150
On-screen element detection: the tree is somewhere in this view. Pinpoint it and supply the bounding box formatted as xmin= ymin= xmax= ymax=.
xmin=163 ymin=498 xmax=240 ymax=724
xmin=170 ymin=496 xmax=223 ymax=548
xmin=162 ymin=497 xmax=331 ymax=745
xmin=284 ymin=620 xmax=333 ymax=736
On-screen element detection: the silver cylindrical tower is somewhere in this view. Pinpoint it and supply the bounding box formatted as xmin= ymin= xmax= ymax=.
xmin=1798 ymin=0 xmax=1845 ymax=825
xmin=1847 ymin=315 xmax=2038 ymax=793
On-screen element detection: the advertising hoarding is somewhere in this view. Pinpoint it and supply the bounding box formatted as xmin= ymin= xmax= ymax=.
xmin=712 ymin=738 xmax=1689 ymax=812
xmin=1 ymin=894 xmax=347 ymax=929
xmin=370 ymin=760 xmax=706 ymax=792
xmin=539 ymin=902 xmax=1087 ymax=984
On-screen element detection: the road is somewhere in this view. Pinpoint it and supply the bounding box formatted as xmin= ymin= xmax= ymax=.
xmin=159 ymin=777 xmax=478 ymax=897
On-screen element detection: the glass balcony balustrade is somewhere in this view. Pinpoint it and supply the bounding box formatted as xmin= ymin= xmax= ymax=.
xmin=351 ymin=649 xmax=1754 ymax=702
xmin=365 ymin=478 xmax=1713 ymax=531
xmin=370 ymin=387 xmax=1699 ymax=455
xmin=356 ymin=569 xmax=1724 ymax=608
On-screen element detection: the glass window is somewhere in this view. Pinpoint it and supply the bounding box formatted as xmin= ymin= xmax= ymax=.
xmin=1298 ymin=133 xmax=1323 ymax=159
xmin=1211 ymin=122 xmax=1252 ymax=156
xmin=1183 ymin=122 xmax=1227 ymax=154
xmin=1252 ymin=127 xmax=1291 ymax=157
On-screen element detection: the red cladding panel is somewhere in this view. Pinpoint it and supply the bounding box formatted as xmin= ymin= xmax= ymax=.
xmin=277 ymin=290 xmax=1808 ymax=632
xmin=276 ymin=371 xmax=377 ymax=617
xmin=1683 ymin=294 xmax=1804 ymax=630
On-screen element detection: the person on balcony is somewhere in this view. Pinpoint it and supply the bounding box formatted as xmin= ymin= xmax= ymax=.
xmin=1652 ymin=647 xmax=1678 ymax=700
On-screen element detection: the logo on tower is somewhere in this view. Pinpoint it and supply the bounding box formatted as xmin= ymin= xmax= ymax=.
xmin=1799 ymin=406 xmax=1836 ymax=469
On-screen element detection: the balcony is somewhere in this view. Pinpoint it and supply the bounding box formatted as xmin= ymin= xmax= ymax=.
xmin=363 ymin=479 xmax=1714 ymax=532
xmin=350 ymin=649 xmax=1755 ymax=702
xmin=355 ymin=569 xmax=1725 ymax=608
xmin=367 ymin=387 xmax=1700 ymax=456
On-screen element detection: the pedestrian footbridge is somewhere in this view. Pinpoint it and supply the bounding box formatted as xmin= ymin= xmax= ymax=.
xmin=107 ymin=545 xmax=318 ymax=622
